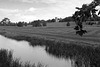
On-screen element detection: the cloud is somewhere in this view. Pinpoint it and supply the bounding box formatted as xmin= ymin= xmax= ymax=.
xmin=0 ymin=8 xmax=20 ymax=20
xmin=17 ymin=0 xmax=93 ymax=5
xmin=0 ymin=0 xmax=94 ymax=22
xmin=20 ymin=0 xmax=57 ymax=4
xmin=30 ymin=0 xmax=93 ymax=19
xmin=0 ymin=8 xmax=37 ymax=22
xmin=20 ymin=15 xmax=37 ymax=21
xmin=0 ymin=8 xmax=19 ymax=13
xmin=27 ymin=7 xmax=36 ymax=12
xmin=14 ymin=13 xmax=37 ymax=22
xmin=11 ymin=0 xmax=66 ymax=5
xmin=21 ymin=0 xmax=35 ymax=3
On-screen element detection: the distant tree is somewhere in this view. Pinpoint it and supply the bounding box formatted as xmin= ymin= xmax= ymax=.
xmin=66 ymin=22 xmax=70 ymax=26
xmin=51 ymin=19 xmax=55 ymax=22
xmin=42 ymin=22 xmax=47 ymax=26
xmin=0 ymin=18 xmax=11 ymax=26
xmin=28 ymin=22 xmax=31 ymax=25
xmin=58 ymin=18 xmax=63 ymax=22
xmin=21 ymin=21 xmax=27 ymax=26
xmin=24 ymin=22 xmax=27 ymax=26
xmin=46 ymin=19 xmax=51 ymax=22
xmin=31 ymin=20 xmax=41 ymax=27
xmin=17 ymin=22 xmax=23 ymax=27
xmin=60 ymin=17 xmax=74 ymax=22
xmin=46 ymin=18 xmax=55 ymax=22
xmin=9 ymin=23 xmax=16 ymax=26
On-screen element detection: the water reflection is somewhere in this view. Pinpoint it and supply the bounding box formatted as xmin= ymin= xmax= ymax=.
xmin=1 ymin=35 xmax=99 ymax=67
xmin=0 ymin=35 xmax=71 ymax=67
xmin=45 ymin=41 xmax=100 ymax=67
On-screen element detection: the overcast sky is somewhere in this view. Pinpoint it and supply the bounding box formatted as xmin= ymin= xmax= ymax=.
xmin=0 ymin=0 xmax=94 ymax=22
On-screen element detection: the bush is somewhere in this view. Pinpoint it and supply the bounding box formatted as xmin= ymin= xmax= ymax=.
xmin=17 ymin=22 xmax=23 ymax=27
xmin=32 ymin=22 xmax=41 ymax=27
xmin=66 ymin=22 xmax=70 ymax=26
xmin=42 ymin=22 xmax=47 ymax=26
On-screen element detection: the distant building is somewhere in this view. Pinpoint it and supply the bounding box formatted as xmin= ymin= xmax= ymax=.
xmin=55 ymin=17 xmax=59 ymax=22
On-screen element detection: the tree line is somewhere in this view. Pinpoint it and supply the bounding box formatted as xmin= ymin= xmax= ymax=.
xmin=0 ymin=18 xmax=47 ymax=27
xmin=1 ymin=8 xmax=100 ymax=28
xmin=0 ymin=17 xmax=73 ymax=27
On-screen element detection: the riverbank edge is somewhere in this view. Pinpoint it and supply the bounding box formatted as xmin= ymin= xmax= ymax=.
xmin=0 ymin=31 xmax=99 ymax=48
xmin=0 ymin=31 xmax=100 ymax=67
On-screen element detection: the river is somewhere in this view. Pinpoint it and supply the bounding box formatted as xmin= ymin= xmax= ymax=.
xmin=0 ymin=35 xmax=72 ymax=67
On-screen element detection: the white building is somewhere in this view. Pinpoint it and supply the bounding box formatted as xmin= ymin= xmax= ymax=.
xmin=55 ymin=17 xmax=59 ymax=22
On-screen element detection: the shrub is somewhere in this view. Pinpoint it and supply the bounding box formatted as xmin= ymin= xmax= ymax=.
xmin=32 ymin=22 xmax=41 ymax=27
xmin=42 ymin=22 xmax=47 ymax=26
xmin=66 ymin=22 xmax=70 ymax=26
xmin=17 ymin=22 xmax=23 ymax=27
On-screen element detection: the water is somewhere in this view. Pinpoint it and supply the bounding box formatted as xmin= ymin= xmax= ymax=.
xmin=0 ymin=35 xmax=71 ymax=67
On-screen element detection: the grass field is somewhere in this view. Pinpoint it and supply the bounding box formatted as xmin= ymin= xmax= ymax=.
xmin=0 ymin=23 xmax=100 ymax=67
xmin=0 ymin=23 xmax=100 ymax=46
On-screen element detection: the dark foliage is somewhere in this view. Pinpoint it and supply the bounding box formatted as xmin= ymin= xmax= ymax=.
xmin=32 ymin=21 xmax=41 ymax=27
xmin=72 ymin=0 xmax=100 ymax=36
xmin=74 ymin=26 xmax=79 ymax=30
xmin=17 ymin=22 xmax=23 ymax=27
xmin=42 ymin=22 xmax=47 ymax=26
xmin=59 ymin=17 xmax=74 ymax=22
xmin=66 ymin=22 xmax=70 ymax=26
xmin=31 ymin=20 xmax=47 ymax=27
xmin=46 ymin=19 xmax=55 ymax=22
xmin=0 ymin=49 xmax=44 ymax=67
xmin=76 ymin=30 xmax=87 ymax=36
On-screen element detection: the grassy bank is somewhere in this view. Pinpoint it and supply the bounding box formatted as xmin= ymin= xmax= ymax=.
xmin=0 ymin=49 xmax=45 ymax=67
xmin=1 ymin=35 xmax=100 ymax=67
xmin=0 ymin=26 xmax=100 ymax=67
xmin=0 ymin=26 xmax=100 ymax=44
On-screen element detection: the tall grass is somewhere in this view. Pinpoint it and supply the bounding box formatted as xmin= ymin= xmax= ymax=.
xmin=46 ymin=42 xmax=100 ymax=67
xmin=0 ymin=49 xmax=45 ymax=67
xmin=6 ymin=35 xmax=100 ymax=67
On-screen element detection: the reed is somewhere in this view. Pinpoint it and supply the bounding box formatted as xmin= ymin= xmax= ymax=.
xmin=46 ymin=42 xmax=100 ymax=67
xmin=2 ymin=35 xmax=100 ymax=67
xmin=0 ymin=49 xmax=45 ymax=67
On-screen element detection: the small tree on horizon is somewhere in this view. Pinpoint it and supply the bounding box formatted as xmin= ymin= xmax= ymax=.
xmin=17 ymin=22 xmax=23 ymax=27
xmin=66 ymin=22 xmax=70 ymax=26
xmin=0 ymin=18 xmax=11 ymax=26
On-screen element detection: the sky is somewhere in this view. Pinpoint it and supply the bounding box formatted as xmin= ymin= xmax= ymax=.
xmin=0 ymin=0 xmax=94 ymax=22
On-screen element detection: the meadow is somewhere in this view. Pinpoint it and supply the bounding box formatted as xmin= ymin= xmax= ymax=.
xmin=0 ymin=22 xmax=100 ymax=45
xmin=0 ymin=22 xmax=100 ymax=67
